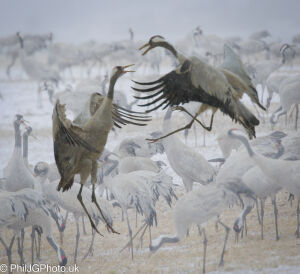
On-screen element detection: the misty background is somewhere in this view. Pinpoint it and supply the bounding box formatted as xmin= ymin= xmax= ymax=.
xmin=0 ymin=0 xmax=299 ymax=43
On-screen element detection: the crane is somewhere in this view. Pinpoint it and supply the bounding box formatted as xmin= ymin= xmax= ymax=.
xmin=228 ymin=129 xmax=300 ymax=236
xmin=53 ymin=64 xmax=144 ymax=235
xmin=0 ymin=189 xmax=67 ymax=272
xmin=161 ymin=108 xmax=215 ymax=192
xmin=149 ymin=184 xmax=235 ymax=273
xmin=133 ymin=36 xmax=259 ymax=141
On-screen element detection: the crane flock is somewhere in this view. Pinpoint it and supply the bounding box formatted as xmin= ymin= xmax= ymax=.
xmin=0 ymin=27 xmax=300 ymax=274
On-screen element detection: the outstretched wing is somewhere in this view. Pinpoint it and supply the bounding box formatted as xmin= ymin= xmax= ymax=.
xmin=111 ymin=104 xmax=151 ymax=128
xmin=133 ymin=59 xmax=259 ymax=138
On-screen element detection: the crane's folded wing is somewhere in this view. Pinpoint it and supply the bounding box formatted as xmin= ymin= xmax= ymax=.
xmin=53 ymin=100 xmax=100 ymax=153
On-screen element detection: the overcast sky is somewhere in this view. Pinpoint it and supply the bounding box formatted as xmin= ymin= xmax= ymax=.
xmin=1 ymin=0 xmax=299 ymax=43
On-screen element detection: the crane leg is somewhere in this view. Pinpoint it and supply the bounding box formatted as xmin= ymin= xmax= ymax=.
xmin=272 ymin=196 xmax=279 ymax=241
xmin=17 ymin=236 xmax=25 ymax=265
xmin=260 ymin=199 xmax=265 ymax=240
xmin=136 ymin=223 xmax=148 ymax=249
xmin=74 ymin=218 xmax=80 ymax=264
xmin=20 ymin=228 xmax=25 ymax=261
xmin=295 ymin=104 xmax=299 ymax=130
xmin=82 ymin=220 xmax=98 ymax=261
xmin=120 ymin=223 xmax=147 ymax=253
xmin=82 ymin=216 xmax=87 ymax=235
xmin=31 ymin=227 xmax=35 ymax=264
xmin=35 ymin=227 xmax=42 ymax=261
xmin=77 ymin=184 xmax=102 ymax=236
xmin=174 ymin=106 xmax=215 ymax=131
xmin=91 ymin=161 xmax=119 ymax=234
xmin=146 ymin=107 xmax=214 ymax=143
xmin=296 ymin=200 xmax=300 ymax=238
xmin=0 ymin=236 xmax=15 ymax=274
xmin=218 ymin=220 xmax=230 ymax=267
xmin=125 ymin=211 xmax=134 ymax=260
xmin=255 ymin=199 xmax=262 ymax=225
xmin=201 ymin=228 xmax=207 ymax=274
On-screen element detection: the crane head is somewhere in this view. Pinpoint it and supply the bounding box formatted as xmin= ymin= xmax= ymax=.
xmin=34 ymin=162 xmax=49 ymax=177
xmin=16 ymin=32 xmax=24 ymax=48
xmin=111 ymin=64 xmax=135 ymax=78
xmin=14 ymin=114 xmax=28 ymax=128
xmin=139 ymin=35 xmax=166 ymax=55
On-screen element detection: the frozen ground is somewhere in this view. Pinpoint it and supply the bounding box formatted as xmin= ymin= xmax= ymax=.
xmin=0 ymin=66 xmax=300 ymax=273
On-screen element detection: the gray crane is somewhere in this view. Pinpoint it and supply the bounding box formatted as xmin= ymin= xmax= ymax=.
xmin=228 ymin=129 xmax=300 ymax=236
xmin=162 ymin=108 xmax=215 ymax=192
xmin=3 ymin=115 xmax=35 ymax=191
xmin=0 ymin=189 xmax=67 ymax=272
xmin=149 ymin=184 xmax=235 ymax=273
xmin=133 ymin=36 xmax=259 ymax=140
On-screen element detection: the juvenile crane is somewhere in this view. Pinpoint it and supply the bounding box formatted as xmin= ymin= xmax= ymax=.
xmin=133 ymin=36 xmax=260 ymax=141
xmin=53 ymin=64 xmax=140 ymax=234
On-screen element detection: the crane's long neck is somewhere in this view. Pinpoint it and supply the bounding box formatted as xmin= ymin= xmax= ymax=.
xmin=14 ymin=122 xmax=22 ymax=149
xmin=107 ymin=76 xmax=118 ymax=100
xmin=150 ymin=234 xmax=180 ymax=252
xmin=231 ymin=133 xmax=254 ymax=157
xmin=23 ymin=133 xmax=28 ymax=162
xmin=46 ymin=235 xmax=67 ymax=265
xmin=162 ymin=42 xmax=185 ymax=63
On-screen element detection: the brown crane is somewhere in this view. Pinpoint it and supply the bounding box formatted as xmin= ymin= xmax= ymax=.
xmin=53 ymin=64 xmax=149 ymax=234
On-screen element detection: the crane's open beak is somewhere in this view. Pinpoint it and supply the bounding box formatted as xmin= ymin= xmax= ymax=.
xmin=122 ymin=64 xmax=135 ymax=73
xmin=139 ymin=42 xmax=152 ymax=56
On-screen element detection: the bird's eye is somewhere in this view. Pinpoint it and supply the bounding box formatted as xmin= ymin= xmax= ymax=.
xmin=116 ymin=66 xmax=122 ymax=70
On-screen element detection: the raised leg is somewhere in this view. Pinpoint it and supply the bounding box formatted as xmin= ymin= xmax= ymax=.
xmin=174 ymin=105 xmax=215 ymax=131
xmin=146 ymin=107 xmax=214 ymax=143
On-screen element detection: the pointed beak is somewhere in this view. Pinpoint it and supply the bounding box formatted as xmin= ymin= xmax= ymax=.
xmin=122 ymin=64 xmax=135 ymax=73
xmin=139 ymin=42 xmax=152 ymax=56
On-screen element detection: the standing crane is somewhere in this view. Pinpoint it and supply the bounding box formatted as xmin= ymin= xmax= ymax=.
xmin=3 ymin=115 xmax=35 ymax=191
xmin=133 ymin=36 xmax=260 ymax=141
xmin=228 ymin=129 xmax=300 ymax=236
xmin=0 ymin=189 xmax=67 ymax=272
xmin=53 ymin=64 xmax=146 ymax=234
xmin=162 ymin=108 xmax=215 ymax=192
xmin=149 ymin=184 xmax=235 ymax=273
